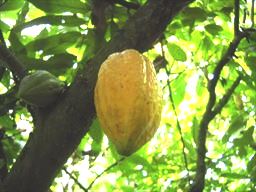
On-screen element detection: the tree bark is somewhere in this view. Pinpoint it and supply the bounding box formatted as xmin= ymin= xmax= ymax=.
xmin=1 ymin=0 xmax=195 ymax=191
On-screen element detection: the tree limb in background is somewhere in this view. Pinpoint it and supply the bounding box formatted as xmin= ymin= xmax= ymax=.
xmin=91 ymin=0 xmax=110 ymax=52
xmin=234 ymin=0 xmax=240 ymax=36
xmin=251 ymin=0 xmax=254 ymax=27
xmin=1 ymin=1 xmax=195 ymax=192
xmin=189 ymin=1 xmax=248 ymax=190
xmin=0 ymin=44 xmax=26 ymax=82
xmin=0 ymin=30 xmax=7 ymax=80
xmin=212 ymin=76 xmax=242 ymax=116
xmin=189 ymin=38 xmax=245 ymax=192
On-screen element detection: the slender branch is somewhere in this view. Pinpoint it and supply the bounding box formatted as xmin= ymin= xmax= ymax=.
xmin=212 ymin=76 xmax=242 ymax=116
xmin=0 ymin=44 xmax=26 ymax=82
xmin=251 ymin=0 xmax=255 ymax=27
xmin=208 ymin=33 xmax=245 ymax=98
xmin=0 ymin=86 xmax=18 ymax=116
xmin=16 ymin=1 xmax=29 ymax=25
xmin=86 ymin=157 xmax=125 ymax=191
xmin=160 ymin=42 xmax=191 ymax=185
xmin=0 ymin=30 xmax=7 ymax=48
xmin=62 ymin=167 xmax=87 ymax=192
xmin=91 ymin=0 xmax=109 ymax=52
xmin=189 ymin=33 xmax=246 ymax=192
xmin=0 ymin=30 xmax=6 ymax=80
xmin=153 ymin=56 xmax=167 ymax=72
xmin=243 ymin=0 xmax=247 ymax=23
xmin=234 ymin=0 xmax=240 ymax=35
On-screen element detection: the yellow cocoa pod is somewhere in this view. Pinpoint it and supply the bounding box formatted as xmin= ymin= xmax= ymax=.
xmin=94 ymin=49 xmax=162 ymax=156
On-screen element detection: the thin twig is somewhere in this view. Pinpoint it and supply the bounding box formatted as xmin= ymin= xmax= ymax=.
xmin=63 ymin=167 xmax=87 ymax=192
xmin=212 ymin=76 xmax=242 ymax=116
xmin=234 ymin=0 xmax=240 ymax=38
xmin=243 ymin=0 xmax=247 ymax=23
xmin=160 ymin=41 xmax=191 ymax=185
xmin=16 ymin=1 xmax=29 ymax=25
xmin=0 ymin=30 xmax=7 ymax=80
xmin=251 ymin=0 xmax=255 ymax=27
xmin=86 ymin=157 xmax=125 ymax=191
xmin=0 ymin=30 xmax=7 ymax=48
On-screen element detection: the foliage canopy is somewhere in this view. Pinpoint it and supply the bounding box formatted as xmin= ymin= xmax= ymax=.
xmin=0 ymin=0 xmax=255 ymax=191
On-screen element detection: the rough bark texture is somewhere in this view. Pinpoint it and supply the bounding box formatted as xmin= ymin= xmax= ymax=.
xmin=1 ymin=0 xmax=195 ymax=191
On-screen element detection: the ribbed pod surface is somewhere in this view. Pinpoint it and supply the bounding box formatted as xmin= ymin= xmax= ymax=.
xmin=94 ymin=49 xmax=162 ymax=156
xmin=18 ymin=70 xmax=64 ymax=107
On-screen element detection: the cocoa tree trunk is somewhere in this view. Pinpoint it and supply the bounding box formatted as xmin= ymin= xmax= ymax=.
xmin=1 ymin=0 xmax=195 ymax=191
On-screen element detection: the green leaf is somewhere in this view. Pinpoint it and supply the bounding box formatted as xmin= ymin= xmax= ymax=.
xmin=0 ymin=0 xmax=24 ymax=11
xmin=201 ymin=36 xmax=214 ymax=59
xmin=28 ymin=0 xmax=88 ymax=13
xmin=221 ymin=173 xmax=247 ymax=179
xmin=247 ymin=154 xmax=256 ymax=172
xmin=3 ymin=137 xmax=22 ymax=164
xmin=171 ymin=73 xmax=187 ymax=106
xmin=245 ymin=56 xmax=256 ymax=79
xmin=128 ymin=154 xmax=151 ymax=169
xmin=1 ymin=71 xmax=11 ymax=88
xmin=222 ymin=116 xmax=245 ymax=142
xmin=233 ymin=126 xmax=254 ymax=148
xmin=167 ymin=43 xmax=187 ymax=62
xmin=192 ymin=117 xmax=199 ymax=145
xmin=196 ymin=76 xmax=206 ymax=96
xmin=0 ymin=116 xmax=14 ymax=129
xmin=26 ymin=31 xmax=82 ymax=54
xmin=0 ymin=20 xmax=10 ymax=32
xmin=9 ymin=32 xmax=27 ymax=55
xmin=88 ymin=119 xmax=103 ymax=144
xmin=14 ymin=15 xmax=86 ymax=32
xmin=250 ymin=166 xmax=256 ymax=182
xmin=205 ymin=24 xmax=223 ymax=36
xmin=182 ymin=7 xmax=207 ymax=22
xmin=19 ymin=53 xmax=76 ymax=75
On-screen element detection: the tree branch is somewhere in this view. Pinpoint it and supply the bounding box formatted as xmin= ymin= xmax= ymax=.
xmin=0 ymin=30 xmax=7 ymax=80
xmin=234 ymin=0 xmax=240 ymax=35
xmin=251 ymin=0 xmax=255 ymax=27
xmin=1 ymin=1 xmax=195 ymax=192
xmin=0 ymin=44 xmax=26 ymax=82
xmin=62 ymin=167 xmax=87 ymax=192
xmin=91 ymin=0 xmax=109 ymax=52
xmin=212 ymin=76 xmax=241 ymax=116
xmin=189 ymin=27 xmax=247 ymax=192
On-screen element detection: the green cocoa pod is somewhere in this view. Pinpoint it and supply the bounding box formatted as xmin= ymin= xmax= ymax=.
xmin=17 ymin=70 xmax=64 ymax=107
